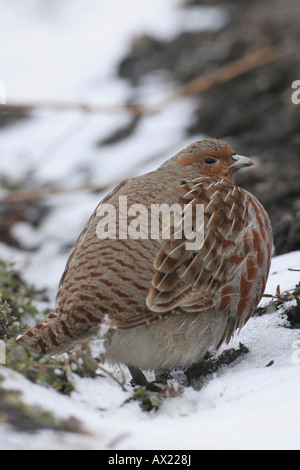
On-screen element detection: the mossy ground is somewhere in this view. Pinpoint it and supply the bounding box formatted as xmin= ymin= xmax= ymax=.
xmin=0 ymin=259 xmax=102 ymax=432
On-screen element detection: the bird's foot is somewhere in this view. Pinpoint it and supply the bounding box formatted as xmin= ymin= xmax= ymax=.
xmin=128 ymin=366 xmax=164 ymax=391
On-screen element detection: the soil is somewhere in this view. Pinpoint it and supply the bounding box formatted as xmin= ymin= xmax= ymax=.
xmin=184 ymin=343 xmax=249 ymax=388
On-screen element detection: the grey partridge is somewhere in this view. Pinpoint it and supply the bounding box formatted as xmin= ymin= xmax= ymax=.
xmin=19 ymin=138 xmax=272 ymax=374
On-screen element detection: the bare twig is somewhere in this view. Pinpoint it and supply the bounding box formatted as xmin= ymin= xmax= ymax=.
xmin=97 ymin=364 xmax=128 ymax=392
xmin=0 ymin=46 xmax=281 ymax=205
xmin=165 ymin=45 xmax=281 ymax=103
xmin=0 ymin=180 xmax=122 ymax=204
xmin=0 ymin=46 xmax=281 ymax=117
xmin=0 ymin=101 xmax=154 ymax=117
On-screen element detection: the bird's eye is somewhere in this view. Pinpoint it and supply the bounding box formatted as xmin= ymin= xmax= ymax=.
xmin=204 ymin=157 xmax=217 ymax=165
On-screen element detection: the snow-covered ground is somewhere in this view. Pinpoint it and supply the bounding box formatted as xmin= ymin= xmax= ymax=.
xmin=0 ymin=0 xmax=299 ymax=450
xmin=1 ymin=251 xmax=300 ymax=450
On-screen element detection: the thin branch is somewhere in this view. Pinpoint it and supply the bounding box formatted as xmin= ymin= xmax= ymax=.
xmin=165 ymin=45 xmax=281 ymax=103
xmin=0 ymin=180 xmax=122 ymax=204
xmin=0 ymin=46 xmax=281 ymax=117
xmin=0 ymin=46 xmax=281 ymax=205
xmin=97 ymin=364 xmax=128 ymax=392
xmin=0 ymin=101 xmax=154 ymax=117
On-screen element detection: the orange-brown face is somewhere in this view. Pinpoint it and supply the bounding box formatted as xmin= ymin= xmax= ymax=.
xmin=175 ymin=139 xmax=254 ymax=182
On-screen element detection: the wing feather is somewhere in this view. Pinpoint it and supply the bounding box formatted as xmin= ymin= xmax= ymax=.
xmin=146 ymin=177 xmax=248 ymax=314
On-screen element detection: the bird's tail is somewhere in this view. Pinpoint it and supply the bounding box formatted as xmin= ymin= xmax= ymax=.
xmin=17 ymin=310 xmax=71 ymax=355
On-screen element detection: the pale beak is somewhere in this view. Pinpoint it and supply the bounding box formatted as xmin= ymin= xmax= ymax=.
xmin=230 ymin=154 xmax=254 ymax=169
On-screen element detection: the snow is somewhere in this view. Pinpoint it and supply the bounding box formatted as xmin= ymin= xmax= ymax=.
xmin=1 ymin=252 xmax=300 ymax=450
xmin=0 ymin=0 xmax=300 ymax=451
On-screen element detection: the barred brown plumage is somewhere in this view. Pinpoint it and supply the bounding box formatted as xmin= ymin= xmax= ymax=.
xmin=18 ymin=138 xmax=272 ymax=374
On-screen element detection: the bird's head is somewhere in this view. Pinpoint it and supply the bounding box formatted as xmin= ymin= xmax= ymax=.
xmin=163 ymin=138 xmax=254 ymax=182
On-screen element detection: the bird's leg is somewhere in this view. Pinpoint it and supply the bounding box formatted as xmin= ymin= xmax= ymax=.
xmin=128 ymin=366 xmax=164 ymax=391
xmin=154 ymin=370 xmax=173 ymax=384
xmin=128 ymin=366 xmax=149 ymax=387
